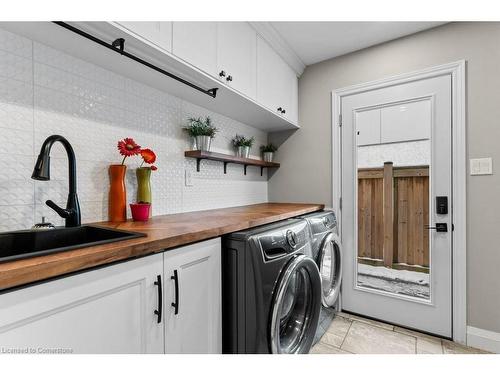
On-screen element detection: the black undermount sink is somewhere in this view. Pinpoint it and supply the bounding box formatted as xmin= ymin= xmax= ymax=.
xmin=0 ymin=226 xmax=146 ymax=263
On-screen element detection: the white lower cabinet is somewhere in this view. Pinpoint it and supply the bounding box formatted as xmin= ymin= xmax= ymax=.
xmin=0 ymin=238 xmax=222 ymax=354
xmin=163 ymin=237 xmax=221 ymax=354
xmin=0 ymin=254 xmax=164 ymax=354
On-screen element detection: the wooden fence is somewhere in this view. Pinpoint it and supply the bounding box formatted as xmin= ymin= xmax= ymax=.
xmin=358 ymin=162 xmax=429 ymax=271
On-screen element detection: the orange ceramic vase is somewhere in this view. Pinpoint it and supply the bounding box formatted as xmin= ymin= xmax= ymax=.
xmin=108 ymin=164 xmax=127 ymax=222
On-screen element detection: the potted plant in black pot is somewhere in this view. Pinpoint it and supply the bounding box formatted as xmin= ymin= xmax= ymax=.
xmin=184 ymin=116 xmax=218 ymax=151
xmin=232 ymin=134 xmax=255 ymax=158
xmin=260 ymin=143 xmax=278 ymax=162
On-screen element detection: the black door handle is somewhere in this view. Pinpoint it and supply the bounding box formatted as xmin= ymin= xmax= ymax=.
xmin=425 ymin=223 xmax=448 ymax=232
xmin=153 ymin=274 xmax=162 ymax=323
xmin=171 ymin=269 xmax=179 ymax=315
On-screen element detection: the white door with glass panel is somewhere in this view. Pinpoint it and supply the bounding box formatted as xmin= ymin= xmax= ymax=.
xmin=340 ymin=74 xmax=452 ymax=337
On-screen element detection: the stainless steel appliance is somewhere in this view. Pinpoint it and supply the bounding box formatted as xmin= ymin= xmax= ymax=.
xmin=222 ymin=219 xmax=322 ymax=353
xmin=297 ymin=211 xmax=343 ymax=344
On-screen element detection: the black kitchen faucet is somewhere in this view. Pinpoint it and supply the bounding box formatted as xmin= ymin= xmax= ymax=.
xmin=31 ymin=135 xmax=81 ymax=227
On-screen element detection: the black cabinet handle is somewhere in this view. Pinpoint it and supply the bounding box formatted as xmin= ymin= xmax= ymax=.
xmin=219 ymin=70 xmax=226 ymax=78
xmin=226 ymin=75 xmax=233 ymax=82
xmin=171 ymin=269 xmax=179 ymax=315
xmin=153 ymin=274 xmax=162 ymax=324
xmin=281 ymin=109 xmax=286 ymax=114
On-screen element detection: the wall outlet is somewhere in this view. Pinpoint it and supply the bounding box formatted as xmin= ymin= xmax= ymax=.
xmin=470 ymin=158 xmax=493 ymax=175
xmin=185 ymin=169 xmax=194 ymax=186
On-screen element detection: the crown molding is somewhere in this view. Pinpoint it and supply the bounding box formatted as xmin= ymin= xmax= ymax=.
xmin=249 ymin=22 xmax=306 ymax=77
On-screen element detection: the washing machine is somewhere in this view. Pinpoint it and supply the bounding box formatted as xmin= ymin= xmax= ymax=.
xmin=297 ymin=210 xmax=343 ymax=344
xmin=222 ymin=219 xmax=322 ymax=354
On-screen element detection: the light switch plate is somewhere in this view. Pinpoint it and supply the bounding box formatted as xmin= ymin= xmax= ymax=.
xmin=470 ymin=158 xmax=493 ymax=175
xmin=185 ymin=169 xmax=193 ymax=186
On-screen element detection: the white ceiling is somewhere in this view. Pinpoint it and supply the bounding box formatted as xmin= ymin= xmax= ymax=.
xmin=269 ymin=22 xmax=446 ymax=66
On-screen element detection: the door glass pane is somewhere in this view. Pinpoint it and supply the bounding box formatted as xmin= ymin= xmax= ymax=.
xmin=355 ymin=102 xmax=431 ymax=300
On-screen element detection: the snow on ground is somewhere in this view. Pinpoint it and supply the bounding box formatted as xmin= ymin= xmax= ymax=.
xmin=357 ymin=264 xmax=430 ymax=299
xmin=357 ymin=263 xmax=429 ymax=285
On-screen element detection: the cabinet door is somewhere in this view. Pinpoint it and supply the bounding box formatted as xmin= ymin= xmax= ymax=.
xmin=257 ymin=36 xmax=297 ymax=120
xmin=288 ymin=68 xmax=299 ymax=124
xmin=172 ymin=22 xmax=217 ymax=76
xmin=0 ymin=254 xmax=164 ymax=354
xmin=117 ymin=22 xmax=172 ymax=52
xmin=356 ymin=108 xmax=381 ymax=146
xmin=163 ymin=238 xmax=221 ymax=354
xmin=217 ymin=22 xmax=257 ymax=99
xmin=380 ymin=100 xmax=431 ymax=143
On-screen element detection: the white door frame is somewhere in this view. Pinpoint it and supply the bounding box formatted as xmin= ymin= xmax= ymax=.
xmin=331 ymin=60 xmax=467 ymax=344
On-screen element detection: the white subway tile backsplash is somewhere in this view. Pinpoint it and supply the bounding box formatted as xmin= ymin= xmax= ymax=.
xmin=0 ymin=155 xmax=35 ymax=181
xmin=0 ymin=205 xmax=34 ymax=232
xmin=0 ymin=127 xmax=34 ymax=157
xmin=0 ymin=180 xmax=34 ymax=206
xmin=0 ymin=50 xmax=33 ymax=82
xmin=0 ymin=29 xmax=32 ymax=58
xmin=0 ymin=101 xmax=33 ymax=132
xmin=0 ymin=27 xmax=269 ymax=232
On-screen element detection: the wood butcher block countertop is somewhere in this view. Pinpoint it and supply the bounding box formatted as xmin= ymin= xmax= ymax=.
xmin=0 ymin=203 xmax=324 ymax=291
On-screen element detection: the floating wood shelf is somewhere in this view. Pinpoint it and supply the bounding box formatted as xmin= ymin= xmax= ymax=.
xmin=185 ymin=150 xmax=280 ymax=176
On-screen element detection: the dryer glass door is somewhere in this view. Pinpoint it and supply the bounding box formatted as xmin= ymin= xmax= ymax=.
xmin=269 ymin=255 xmax=321 ymax=354
xmin=319 ymin=232 xmax=343 ymax=307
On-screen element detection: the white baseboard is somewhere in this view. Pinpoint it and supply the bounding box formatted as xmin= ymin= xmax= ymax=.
xmin=467 ymin=326 xmax=500 ymax=353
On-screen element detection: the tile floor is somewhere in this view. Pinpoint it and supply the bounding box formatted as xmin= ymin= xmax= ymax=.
xmin=310 ymin=312 xmax=490 ymax=354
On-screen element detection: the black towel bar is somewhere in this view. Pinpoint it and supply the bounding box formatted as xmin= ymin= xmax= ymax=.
xmin=53 ymin=21 xmax=219 ymax=98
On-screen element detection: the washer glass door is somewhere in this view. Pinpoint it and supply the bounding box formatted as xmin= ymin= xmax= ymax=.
xmin=269 ymin=255 xmax=321 ymax=354
xmin=319 ymin=232 xmax=343 ymax=307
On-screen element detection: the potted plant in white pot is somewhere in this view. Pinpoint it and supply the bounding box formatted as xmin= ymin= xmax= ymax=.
xmin=260 ymin=143 xmax=278 ymax=162
xmin=184 ymin=116 xmax=218 ymax=151
xmin=232 ymin=134 xmax=255 ymax=158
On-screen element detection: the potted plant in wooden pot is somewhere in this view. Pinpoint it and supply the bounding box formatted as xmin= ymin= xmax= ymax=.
xmin=260 ymin=143 xmax=278 ymax=162
xmin=232 ymin=134 xmax=255 ymax=158
xmin=184 ymin=116 xmax=218 ymax=151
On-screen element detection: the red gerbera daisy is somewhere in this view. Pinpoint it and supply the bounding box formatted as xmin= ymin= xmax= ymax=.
xmin=140 ymin=148 xmax=157 ymax=165
xmin=118 ymin=138 xmax=141 ymax=165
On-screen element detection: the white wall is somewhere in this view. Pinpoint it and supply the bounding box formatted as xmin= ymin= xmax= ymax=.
xmin=268 ymin=22 xmax=500 ymax=334
xmin=0 ymin=27 xmax=268 ymax=232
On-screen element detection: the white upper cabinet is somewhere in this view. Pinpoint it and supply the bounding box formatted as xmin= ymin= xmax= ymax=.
xmin=0 ymin=254 xmax=164 ymax=354
xmin=257 ymin=36 xmax=297 ymax=124
xmin=356 ymin=100 xmax=432 ymax=146
xmin=5 ymin=22 xmax=300 ymax=131
xmin=163 ymin=238 xmax=221 ymax=354
xmin=380 ymin=100 xmax=431 ymax=144
xmin=288 ymin=67 xmax=299 ymax=124
xmin=356 ymin=109 xmax=381 ymax=146
xmin=117 ymin=22 xmax=172 ymax=52
xmin=217 ymin=22 xmax=257 ymax=100
xmin=172 ymin=22 xmax=217 ymax=76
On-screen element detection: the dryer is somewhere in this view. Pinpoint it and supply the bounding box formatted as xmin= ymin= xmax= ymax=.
xmin=222 ymin=219 xmax=322 ymax=354
xmin=297 ymin=210 xmax=343 ymax=344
